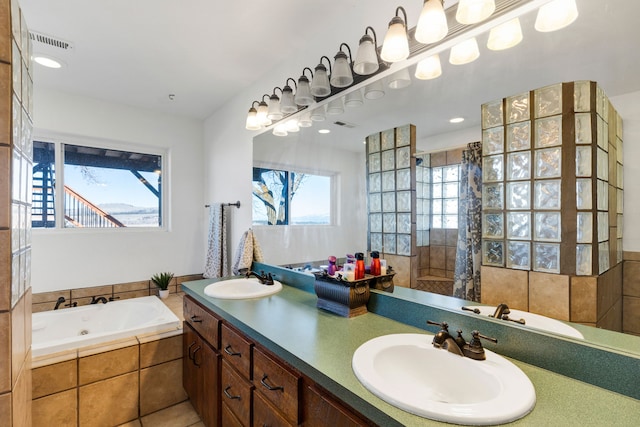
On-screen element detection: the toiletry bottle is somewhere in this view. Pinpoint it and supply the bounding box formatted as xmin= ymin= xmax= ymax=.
xmin=328 ymin=256 xmax=337 ymax=276
xmin=355 ymin=252 xmax=365 ymax=280
xmin=370 ymin=251 xmax=381 ymax=276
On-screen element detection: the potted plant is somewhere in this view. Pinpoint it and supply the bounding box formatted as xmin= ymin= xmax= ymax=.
xmin=151 ymin=272 xmax=174 ymax=299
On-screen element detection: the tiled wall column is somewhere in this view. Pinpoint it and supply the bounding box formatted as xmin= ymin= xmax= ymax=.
xmin=1 ymin=0 xmax=34 ymax=425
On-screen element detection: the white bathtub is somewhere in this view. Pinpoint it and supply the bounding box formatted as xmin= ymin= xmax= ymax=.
xmin=32 ymin=296 xmax=181 ymax=358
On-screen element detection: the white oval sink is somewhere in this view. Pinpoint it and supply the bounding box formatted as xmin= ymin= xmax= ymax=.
xmin=204 ymin=277 xmax=283 ymax=299
xmin=471 ymin=306 xmax=584 ymax=339
xmin=352 ymin=333 xmax=535 ymax=425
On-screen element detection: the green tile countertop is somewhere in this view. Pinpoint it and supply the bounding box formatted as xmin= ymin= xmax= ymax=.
xmin=182 ymin=278 xmax=640 ymax=426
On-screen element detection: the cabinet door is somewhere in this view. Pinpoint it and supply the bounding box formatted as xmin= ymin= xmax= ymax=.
xmin=194 ymin=339 xmax=220 ymax=427
xmin=303 ymin=385 xmax=368 ymax=427
xmin=183 ymin=322 xmax=199 ymax=404
xmin=253 ymin=389 xmax=294 ymax=427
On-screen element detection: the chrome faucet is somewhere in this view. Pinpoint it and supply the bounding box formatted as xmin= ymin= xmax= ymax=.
xmin=245 ymin=270 xmax=275 ymax=286
xmin=90 ymin=296 xmax=108 ymax=304
xmin=427 ymin=320 xmax=498 ymax=361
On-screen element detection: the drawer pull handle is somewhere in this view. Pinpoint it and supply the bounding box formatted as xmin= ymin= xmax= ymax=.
xmin=224 ymin=345 xmax=242 ymax=357
xmin=260 ymin=374 xmax=284 ymax=392
xmin=187 ymin=341 xmax=197 ymax=360
xmin=190 ymin=315 xmax=203 ymax=323
xmin=223 ymin=386 xmax=241 ymax=400
xmin=192 ymin=346 xmax=202 ymax=367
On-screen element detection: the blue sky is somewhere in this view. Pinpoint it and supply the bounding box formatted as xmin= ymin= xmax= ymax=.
xmin=65 ymin=165 xmax=160 ymax=208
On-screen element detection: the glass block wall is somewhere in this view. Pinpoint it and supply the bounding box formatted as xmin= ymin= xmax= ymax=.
xmin=9 ymin=0 xmax=33 ymax=307
xmin=481 ymin=81 xmax=623 ymax=276
xmin=415 ymin=153 xmax=430 ymax=247
xmin=366 ymin=124 xmax=416 ymax=257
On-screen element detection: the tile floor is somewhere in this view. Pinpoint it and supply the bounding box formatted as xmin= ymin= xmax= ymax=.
xmin=118 ymin=401 xmax=203 ymax=427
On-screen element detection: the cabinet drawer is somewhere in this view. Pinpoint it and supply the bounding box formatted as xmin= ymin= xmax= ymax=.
xmin=222 ymin=359 xmax=253 ymax=426
xmin=184 ymin=295 xmax=220 ymax=348
xmin=221 ymin=323 xmax=253 ymax=379
xmin=253 ymin=347 xmax=300 ymax=425
xmin=222 ymin=403 xmax=244 ymax=427
xmin=253 ymin=389 xmax=295 ymax=427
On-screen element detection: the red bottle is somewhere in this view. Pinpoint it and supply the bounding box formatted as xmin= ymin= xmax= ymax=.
xmin=370 ymin=251 xmax=381 ymax=276
xmin=355 ymin=252 xmax=365 ymax=280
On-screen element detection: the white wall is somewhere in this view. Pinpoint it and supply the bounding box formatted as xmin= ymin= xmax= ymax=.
xmin=31 ymin=88 xmax=205 ymax=292
xmin=611 ymin=90 xmax=640 ymax=251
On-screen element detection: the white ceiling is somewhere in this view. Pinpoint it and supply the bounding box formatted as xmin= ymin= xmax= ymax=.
xmin=18 ymin=0 xmax=640 ymax=152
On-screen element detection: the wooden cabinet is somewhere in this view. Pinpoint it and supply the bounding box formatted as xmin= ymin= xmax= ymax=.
xmin=183 ymin=296 xmax=221 ymax=427
xmin=253 ymin=390 xmax=294 ymax=427
xmin=183 ymin=294 xmax=369 ymax=427
xmin=222 ymin=359 xmax=254 ymax=426
xmin=184 ymin=295 xmax=219 ymax=347
xmin=302 ymin=385 xmax=369 ymax=427
xmin=253 ymin=346 xmax=300 ymax=425
xmin=221 ymin=323 xmax=253 ymax=379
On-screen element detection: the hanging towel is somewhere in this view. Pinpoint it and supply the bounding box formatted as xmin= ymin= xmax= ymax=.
xmin=203 ymin=204 xmax=230 ymax=278
xmin=232 ymin=229 xmax=264 ymax=275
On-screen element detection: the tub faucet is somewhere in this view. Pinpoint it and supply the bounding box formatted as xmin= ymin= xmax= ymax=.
xmin=245 ymin=270 xmax=275 ymax=286
xmin=90 ymin=296 xmax=108 ymax=304
xmin=54 ymin=297 xmax=66 ymax=310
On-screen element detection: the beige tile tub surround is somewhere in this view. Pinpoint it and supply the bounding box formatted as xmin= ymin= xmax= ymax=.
xmin=32 ymin=274 xmax=202 ymax=313
xmin=140 ymin=359 xmax=187 ymax=416
xmin=31 ymin=296 xmax=187 ymax=427
xmin=79 ymin=345 xmax=139 ymax=386
xmin=32 ymin=359 xmax=77 ymax=399
xmin=32 ymin=388 xmax=77 ymax=427
xmin=79 ymin=371 xmax=139 ymax=427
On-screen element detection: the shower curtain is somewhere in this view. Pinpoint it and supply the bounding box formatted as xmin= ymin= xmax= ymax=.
xmin=453 ymin=142 xmax=483 ymax=302
xmin=203 ymin=204 xmax=230 ymax=278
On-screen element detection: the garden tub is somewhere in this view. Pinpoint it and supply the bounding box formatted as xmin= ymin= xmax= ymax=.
xmin=32 ymin=295 xmax=181 ymax=358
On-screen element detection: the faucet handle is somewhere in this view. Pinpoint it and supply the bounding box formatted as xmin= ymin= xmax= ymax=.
xmin=463 ymin=330 xmax=498 ymax=361
xmin=426 ymin=320 xmax=449 ymax=331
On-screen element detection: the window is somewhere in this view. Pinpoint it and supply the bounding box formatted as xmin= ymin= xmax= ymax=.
xmin=32 ymin=140 xmax=164 ymax=229
xmin=431 ymin=165 xmax=460 ymax=229
xmin=252 ymin=167 xmax=331 ymax=225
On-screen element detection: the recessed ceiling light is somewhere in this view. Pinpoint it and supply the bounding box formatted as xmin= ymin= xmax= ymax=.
xmin=449 ymin=117 xmax=465 ymax=123
xmin=318 ymin=129 xmax=331 ymax=134
xmin=34 ymin=55 xmax=63 ymax=69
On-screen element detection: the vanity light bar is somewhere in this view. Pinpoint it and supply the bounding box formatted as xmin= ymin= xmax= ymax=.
xmin=246 ymin=0 xmax=574 ymax=135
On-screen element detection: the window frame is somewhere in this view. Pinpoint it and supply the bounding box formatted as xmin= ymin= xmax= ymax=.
xmin=32 ymin=130 xmax=170 ymax=233
xmin=251 ymin=163 xmax=335 ymax=227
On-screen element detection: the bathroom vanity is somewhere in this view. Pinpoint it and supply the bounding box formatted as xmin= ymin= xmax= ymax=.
xmin=182 ymin=274 xmax=640 ymax=426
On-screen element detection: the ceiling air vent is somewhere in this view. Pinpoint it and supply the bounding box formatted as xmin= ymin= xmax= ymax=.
xmin=333 ymin=120 xmax=356 ymax=128
xmin=29 ymin=31 xmax=75 ymax=51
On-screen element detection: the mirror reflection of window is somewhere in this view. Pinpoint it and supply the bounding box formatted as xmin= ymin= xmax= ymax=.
xmin=252 ymin=167 xmax=331 ymax=226
xmin=431 ymin=165 xmax=460 ymax=229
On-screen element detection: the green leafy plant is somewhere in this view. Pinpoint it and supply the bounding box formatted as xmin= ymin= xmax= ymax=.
xmin=151 ymin=272 xmax=174 ymax=290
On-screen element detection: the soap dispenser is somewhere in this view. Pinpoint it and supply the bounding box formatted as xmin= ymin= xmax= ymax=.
xmin=354 ymin=252 xmax=365 ymax=280
xmin=370 ymin=251 xmax=381 ymax=276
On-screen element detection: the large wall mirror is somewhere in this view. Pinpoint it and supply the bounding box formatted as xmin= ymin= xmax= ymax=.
xmin=253 ymin=0 xmax=640 ymax=354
